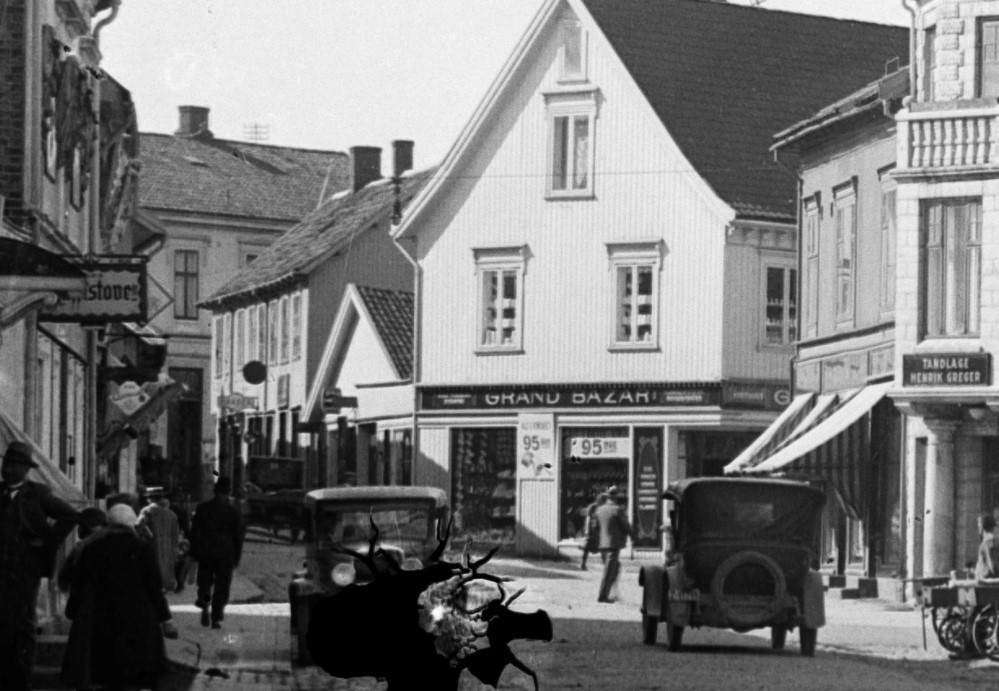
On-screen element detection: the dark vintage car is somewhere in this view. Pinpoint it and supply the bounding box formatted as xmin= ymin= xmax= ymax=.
xmin=288 ymin=485 xmax=450 ymax=665
xmin=639 ymin=477 xmax=826 ymax=656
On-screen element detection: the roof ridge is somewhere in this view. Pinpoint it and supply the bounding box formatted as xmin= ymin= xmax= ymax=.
xmin=138 ymin=130 xmax=348 ymax=155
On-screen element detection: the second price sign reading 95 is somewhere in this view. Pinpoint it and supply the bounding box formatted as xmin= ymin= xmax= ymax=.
xmin=569 ymin=437 xmax=624 ymax=458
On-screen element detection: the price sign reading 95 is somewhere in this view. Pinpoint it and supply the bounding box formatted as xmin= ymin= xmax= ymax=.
xmin=570 ymin=437 xmax=624 ymax=459
xmin=517 ymin=413 xmax=556 ymax=480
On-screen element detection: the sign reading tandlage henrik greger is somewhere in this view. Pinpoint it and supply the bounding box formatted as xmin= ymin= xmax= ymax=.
xmin=902 ymin=353 xmax=992 ymax=387
xmin=39 ymin=255 xmax=147 ymax=323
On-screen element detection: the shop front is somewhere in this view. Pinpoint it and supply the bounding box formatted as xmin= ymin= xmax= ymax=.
xmin=418 ymin=380 xmax=786 ymax=556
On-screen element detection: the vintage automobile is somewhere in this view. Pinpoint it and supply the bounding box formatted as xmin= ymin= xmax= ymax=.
xmin=288 ymin=485 xmax=450 ymax=665
xmin=639 ymin=477 xmax=826 ymax=656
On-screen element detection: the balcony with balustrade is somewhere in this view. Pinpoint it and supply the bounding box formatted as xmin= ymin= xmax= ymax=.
xmin=895 ymin=103 xmax=999 ymax=176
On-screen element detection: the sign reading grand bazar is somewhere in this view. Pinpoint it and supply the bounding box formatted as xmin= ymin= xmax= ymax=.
xmin=420 ymin=381 xmax=789 ymax=411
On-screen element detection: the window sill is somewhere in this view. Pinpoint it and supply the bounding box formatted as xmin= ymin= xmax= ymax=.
xmin=475 ymin=347 xmax=524 ymax=356
xmin=545 ymin=190 xmax=594 ymax=201
xmin=608 ymin=343 xmax=660 ymax=353
xmin=914 ymin=336 xmax=982 ymax=350
xmin=759 ymin=342 xmax=795 ymax=352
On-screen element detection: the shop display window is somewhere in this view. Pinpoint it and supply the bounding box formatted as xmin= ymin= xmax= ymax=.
xmin=560 ymin=427 xmax=629 ymax=541
xmin=451 ymin=428 xmax=517 ymax=545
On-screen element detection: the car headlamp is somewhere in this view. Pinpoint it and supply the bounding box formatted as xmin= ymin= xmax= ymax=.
xmin=331 ymin=561 xmax=357 ymax=587
xmin=401 ymin=557 xmax=423 ymax=571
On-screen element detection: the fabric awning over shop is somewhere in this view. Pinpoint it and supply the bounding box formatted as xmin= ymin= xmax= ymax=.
xmin=724 ymin=392 xmax=816 ymax=474
xmin=0 ymin=410 xmax=88 ymax=509
xmin=744 ymin=382 xmax=892 ymax=519
xmin=0 ymin=238 xmax=87 ymax=293
xmin=97 ymin=376 xmax=185 ymax=458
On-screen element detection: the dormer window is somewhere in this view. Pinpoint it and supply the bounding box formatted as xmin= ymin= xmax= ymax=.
xmin=560 ymin=20 xmax=586 ymax=82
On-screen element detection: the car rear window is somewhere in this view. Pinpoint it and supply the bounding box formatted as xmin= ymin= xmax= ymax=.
xmin=680 ymin=483 xmax=823 ymax=546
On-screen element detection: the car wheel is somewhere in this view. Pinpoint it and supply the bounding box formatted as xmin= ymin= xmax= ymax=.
xmin=642 ymin=613 xmax=658 ymax=645
xmin=800 ymin=626 xmax=817 ymax=657
xmin=771 ymin=625 xmax=787 ymax=650
xmin=666 ymin=622 xmax=684 ymax=651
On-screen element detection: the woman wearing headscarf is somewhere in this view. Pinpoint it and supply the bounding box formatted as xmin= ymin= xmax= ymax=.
xmin=63 ymin=503 xmax=178 ymax=691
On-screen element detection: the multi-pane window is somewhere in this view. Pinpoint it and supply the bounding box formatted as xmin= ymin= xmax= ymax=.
xmin=174 ymin=250 xmax=200 ymax=320
xmin=880 ymin=181 xmax=897 ymax=314
xmin=247 ymin=306 xmax=258 ymax=363
xmin=921 ymin=198 xmax=982 ymax=337
xmin=834 ymin=185 xmax=857 ymax=325
xmin=292 ymin=293 xmax=302 ymax=361
xmin=608 ymin=242 xmax=662 ymax=348
xmin=551 ymin=113 xmax=591 ymax=195
xmin=257 ymin=304 xmax=267 ymax=365
xmin=764 ymin=266 xmax=797 ymax=346
xmin=803 ymin=198 xmax=819 ymax=338
xmin=235 ymin=309 xmax=245 ymax=372
xmin=268 ymin=301 xmax=279 ymax=365
xmin=280 ymin=297 xmax=290 ymax=363
xmin=980 ymin=19 xmax=999 ymax=98
xmin=475 ymin=247 xmax=526 ymax=351
xmin=213 ymin=317 xmax=223 ymax=378
xmin=561 ymin=20 xmax=586 ymax=81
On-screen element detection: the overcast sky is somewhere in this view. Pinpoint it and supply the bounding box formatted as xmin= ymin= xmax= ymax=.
xmin=99 ymin=1 xmax=910 ymax=169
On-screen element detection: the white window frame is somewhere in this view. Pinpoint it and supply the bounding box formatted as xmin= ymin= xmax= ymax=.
xmin=833 ymin=181 xmax=857 ymax=328
xmin=257 ymin=304 xmax=267 ymax=365
xmin=473 ymin=246 xmax=528 ymax=354
xmin=545 ymin=93 xmax=597 ymax=199
xmin=559 ymin=18 xmax=587 ymax=82
xmin=606 ymin=240 xmax=664 ymax=351
xmin=761 ymin=261 xmax=797 ymax=348
xmin=803 ymin=196 xmax=820 ymax=339
xmin=222 ymin=312 xmax=232 ymax=381
xmin=235 ymin=309 xmax=245 ymax=372
xmin=247 ymin=305 xmax=258 ymax=363
xmin=268 ymin=301 xmax=279 ymax=366
xmin=920 ymin=197 xmax=982 ymax=338
xmin=213 ymin=317 xmax=223 ymax=379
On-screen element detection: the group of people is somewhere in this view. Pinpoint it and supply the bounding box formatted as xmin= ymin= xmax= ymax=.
xmin=0 ymin=439 xmax=244 ymax=691
xmin=580 ymin=486 xmax=634 ymax=603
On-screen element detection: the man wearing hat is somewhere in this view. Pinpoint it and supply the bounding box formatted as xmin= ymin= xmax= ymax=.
xmin=594 ymin=485 xmax=633 ymax=603
xmin=0 ymin=439 xmax=79 ymax=691
xmin=189 ymin=475 xmax=243 ymax=629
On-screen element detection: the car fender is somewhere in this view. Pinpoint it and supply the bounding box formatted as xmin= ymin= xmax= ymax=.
xmin=665 ymin=564 xmax=692 ymax=626
xmin=639 ymin=564 xmax=666 ymax=617
xmin=801 ymin=570 xmax=826 ymax=629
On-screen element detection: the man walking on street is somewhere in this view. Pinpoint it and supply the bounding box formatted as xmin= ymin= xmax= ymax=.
xmin=595 ymin=486 xmax=632 ymax=603
xmin=0 ymin=440 xmax=78 ymax=691
xmin=190 ymin=475 xmax=243 ymax=629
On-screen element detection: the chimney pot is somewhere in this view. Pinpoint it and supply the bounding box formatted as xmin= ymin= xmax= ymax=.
xmin=392 ymin=140 xmax=414 ymax=178
xmin=176 ymin=105 xmax=212 ymax=138
xmin=350 ymin=146 xmax=382 ymax=192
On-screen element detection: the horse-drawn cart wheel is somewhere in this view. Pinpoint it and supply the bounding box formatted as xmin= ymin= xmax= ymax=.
xmin=931 ymin=606 xmax=970 ymax=654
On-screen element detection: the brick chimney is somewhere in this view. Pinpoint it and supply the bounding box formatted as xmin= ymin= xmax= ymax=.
xmin=350 ymin=146 xmax=382 ymax=192
xmin=392 ymin=140 xmax=414 ymax=177
xmin=175 ymin=105 xmax=213 ymax=138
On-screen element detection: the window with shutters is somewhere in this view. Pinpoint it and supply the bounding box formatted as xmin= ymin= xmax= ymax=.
xmin=920 ymin=198 xmax=982 ymax=337
xmin=834 ymin=183 xmax=857 ymax=327
xmin=980 ymin=18 xmax=999 ymax=98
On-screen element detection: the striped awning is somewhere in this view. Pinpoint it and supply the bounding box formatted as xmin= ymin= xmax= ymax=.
xmin=744 ymin=382 xmax=892 ymax=519
xmin=723 ymin=392 xmax=816 ymax=474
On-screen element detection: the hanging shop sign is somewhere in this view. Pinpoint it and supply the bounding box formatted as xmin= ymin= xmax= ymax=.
xmin=420 ymin=383 xmax=721 ymax=410
xmin=720 ymin=383 xmax=790 ymax=411
xmin=39 ymin=255 xmax=147 ymax=323
xmin=218 ymin=393 xmax=259 ymax=415
xmin=517 ymin=413 xmax=555 ymax=480
xmin=109 ymin=380 xmax=148 ymax=416
xmin=902 ymin=353 xmax=992 ymax=387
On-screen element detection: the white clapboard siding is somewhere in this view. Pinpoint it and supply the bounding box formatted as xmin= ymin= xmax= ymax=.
xmin=418 ymin=7 xmax=733 ymax=386
xmin=415 ymin=426 xmax=451 ymax=490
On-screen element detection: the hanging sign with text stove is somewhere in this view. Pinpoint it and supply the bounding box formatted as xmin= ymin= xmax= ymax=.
xmin=39 ymin=255 xmax=148 ymax=323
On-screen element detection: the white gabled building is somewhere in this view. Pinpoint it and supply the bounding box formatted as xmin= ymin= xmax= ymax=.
xmin=392 ymin=0 xmax=909 ymax=556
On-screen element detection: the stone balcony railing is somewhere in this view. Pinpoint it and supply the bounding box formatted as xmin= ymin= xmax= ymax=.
xmin=896 ymin=104 xmax=999 ymax=172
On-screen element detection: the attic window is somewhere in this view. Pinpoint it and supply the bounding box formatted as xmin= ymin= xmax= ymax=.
xmin=182 ymin=155 xmax=208 ymax=167
xmin=560 ymin=19 xmax=587 ymax=82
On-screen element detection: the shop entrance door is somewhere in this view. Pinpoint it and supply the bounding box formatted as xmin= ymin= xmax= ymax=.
xmin=560 ymin=429 xmax=630 ymax=541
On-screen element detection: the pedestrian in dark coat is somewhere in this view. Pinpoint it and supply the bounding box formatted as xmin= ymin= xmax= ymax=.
xmin=580 ymin=493 xmax=605 ymax=571
xmin=0 ymin=439 xmax=78 ymax=691
xmin=63 ymin=503 xmax=178 ymax=691
xmin=595 ymin=486 xmax=633 ymax=603
xmin=190 ymin=475 xmax=244 ymax=628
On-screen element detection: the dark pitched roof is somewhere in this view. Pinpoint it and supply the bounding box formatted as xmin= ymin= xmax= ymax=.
xmin=203 ymin=168 xmax=436 ymax=306
xmin=138 ymin=133 xmax=350 ymax=221
xmin=582 ymin=0 xmax=909 ymax=221
xmin=356 ymin=285 xmax=414 ymax=380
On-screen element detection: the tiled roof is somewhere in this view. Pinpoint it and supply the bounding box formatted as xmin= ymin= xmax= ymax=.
xmin=204 ymin=168 xmax=436 ymax=306
xmin=356 ymin=285 xmax=414 ymax=380
xmin=137 ymin=133 xmax=350 ymax=221
xmin=582 ymin=0 xmax=909 ymax=221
